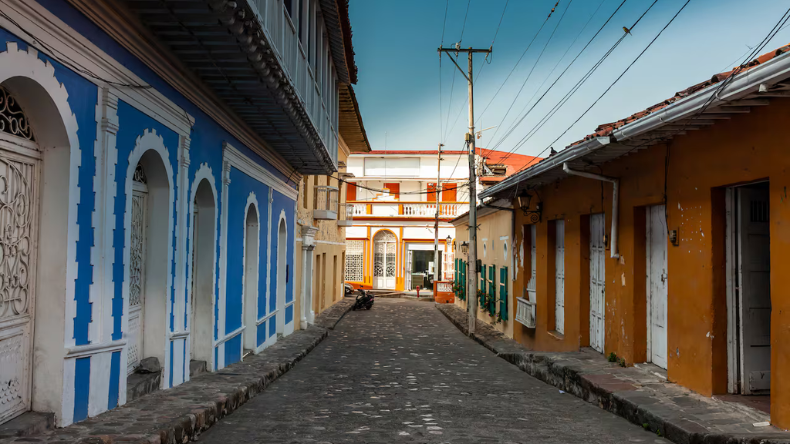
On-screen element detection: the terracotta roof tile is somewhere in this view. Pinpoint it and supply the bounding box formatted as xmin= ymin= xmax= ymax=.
xmin=562 ymin=43 xmax=790 ymax=149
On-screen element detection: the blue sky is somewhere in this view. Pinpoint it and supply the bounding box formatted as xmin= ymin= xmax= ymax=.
xmin=349 ymin=0 xmax=790 ymax=157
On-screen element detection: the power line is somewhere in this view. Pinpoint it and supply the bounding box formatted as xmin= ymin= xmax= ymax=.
xmin=490 ymin=0 xmax=607 ymax=160
xmin=491 ymin=0 xmax=641 ymax=159
xmin=484 ymin=0 xmax=574 ymax=148
xmin=459 ymin=0 xmax=472 ymax=43
xmin=545 ymin=0 xmax=691 ymax=149
xmin=476 ymin=1 xmax=561 ymax=123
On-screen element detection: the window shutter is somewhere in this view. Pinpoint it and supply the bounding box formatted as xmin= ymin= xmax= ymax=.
xmin=480 ymin=264 xmax=486 ymax=307
xmin=500 ymin=267 xmax=508 ymax=321
xmin=489 ymin=266 xmax=496 ymax=316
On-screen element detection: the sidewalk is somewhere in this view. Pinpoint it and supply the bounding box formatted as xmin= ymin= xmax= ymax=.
xmin=1 ymin=298 xmax=354 ymax=444
xmin=436 ymin=303 xmax=790 ymax=444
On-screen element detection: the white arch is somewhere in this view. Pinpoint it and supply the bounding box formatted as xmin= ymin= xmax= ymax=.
xmin=121 ymin=129 xmax=175 ymax=389
xmin=242 ymin=192 xmax=261 ymax=353
xmin=185 ymin=163 xmax=218 ymax=371
xmin=275 ymin=209 xmax=291 ymax=336
xmin=0 ymin=41 xmax=82 ymax=426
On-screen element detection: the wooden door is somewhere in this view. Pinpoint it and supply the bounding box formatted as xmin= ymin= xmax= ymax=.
xmin=0 ymin=150 xmax=39 ymax=423
xmin=427 ymin=183 xmax=437 ymax=202
xmin=527 ymin=225 xmax=537 ymax=303
xmin=590 ymin=214 xmax=606 ymax=353
xmin=647 ymin=205 xmax=668 ymax=369
xmin=555 ymin=220 xmax=565 ymax=334
xmin=441 ymin=183 xmax=457 ymax=202
xmin=737 ymin=187 xmax=771 ymax=393
xmin=384 ymin=183 xmax=399 ymax=201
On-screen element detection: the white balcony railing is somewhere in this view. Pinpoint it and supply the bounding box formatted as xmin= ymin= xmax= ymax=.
xmin=247 ymin=0 xmax=339 ymax=165
xmin=350 ymin=202 xmax=469 ymax=219
xmin=314 ymin=186 xmax=338 ymax=220
xmin=338 ymin=203 xmax=354 ymax=227
xmin=515 ymin=297 xmax=536 ymax=328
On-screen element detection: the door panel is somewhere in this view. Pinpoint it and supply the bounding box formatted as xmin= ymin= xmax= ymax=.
xmin=555 ymin=220 xmax=565 ymax=334
xmin=738 ymin=187 xmax=771 ymax=393
xmin=590 ymin=214 xmax=606 ymax=353
xmin=647 ymin=205 xmax=668 ymax=369
xmin=441 ymin=183 xmax=457 ymax=202
xmin=127 ymin=187 xmax=147 ymax=374
xmin=0 ymin=153 xmax=38 ymax=422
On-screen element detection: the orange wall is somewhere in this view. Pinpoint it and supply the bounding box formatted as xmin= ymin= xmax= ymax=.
xmin=509 ymin=100 xmax=790 ymax=427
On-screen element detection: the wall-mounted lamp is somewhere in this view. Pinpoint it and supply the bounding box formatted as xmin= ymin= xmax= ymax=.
xmin=518 ymin=192 xmax=542 ymax=224
xmin=445 ymin=235 xmax=452 ymax=251
xmin=460 ymin=241 xmax=469 ymax=254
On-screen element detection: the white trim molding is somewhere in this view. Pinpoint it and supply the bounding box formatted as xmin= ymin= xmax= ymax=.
xmin=223 ymin=142 xmax=298 ymax=201
xmin=121 ymin=129 xmax=176 ymax=389
xmin=0 ymin=0 xmax=194 ymax=137
xmin=185 ymin=163 xmax=219 ymax=372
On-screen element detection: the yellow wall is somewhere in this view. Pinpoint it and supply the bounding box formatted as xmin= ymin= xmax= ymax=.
xmin=453 ymin=208 xmax=515 ymax=337
xmin=293 ymin=138 xmax=350 ymax=329
xmin=506 ymin=100 xmax=790 ymax=427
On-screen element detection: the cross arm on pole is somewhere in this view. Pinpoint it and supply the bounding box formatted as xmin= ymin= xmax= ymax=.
xmin=438 ymin=47 xmax=492 ymax=82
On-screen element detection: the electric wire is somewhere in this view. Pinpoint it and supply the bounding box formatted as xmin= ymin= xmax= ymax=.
xmin=483 ymin=0 xmax=573 ymax=149
xmin=498 ymin=0 xmax=690 ymax=196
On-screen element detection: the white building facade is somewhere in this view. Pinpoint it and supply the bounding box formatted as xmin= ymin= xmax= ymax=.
xmin=344 ymin=151 xmax=472 ymax=292
xmin=0 ymin=0 xmax=356 ymax=428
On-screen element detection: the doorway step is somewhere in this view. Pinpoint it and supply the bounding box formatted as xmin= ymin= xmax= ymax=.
xmin=190 ymin=360 xmax=208 ymax=378
xmin=436 ymin=302 xmax=790 ymax=443
xmin=0 ymin=412 xmax=54 ymax=440
xmin=127 ymin=357 xmax=162 ymax=403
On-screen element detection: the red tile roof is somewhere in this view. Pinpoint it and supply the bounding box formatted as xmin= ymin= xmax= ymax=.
xmin=362 ymin=148 xmax=540 ymax=181
xmin=568 ymin=43 xmax=790 ymax=147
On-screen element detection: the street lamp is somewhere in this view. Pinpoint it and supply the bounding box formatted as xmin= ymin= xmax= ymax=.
xmin=460 ymin=242 xmax=469 ymax=254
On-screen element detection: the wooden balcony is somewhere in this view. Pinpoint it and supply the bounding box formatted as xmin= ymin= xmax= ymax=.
xmin=349 ymin=201 xmax=470 ymax=220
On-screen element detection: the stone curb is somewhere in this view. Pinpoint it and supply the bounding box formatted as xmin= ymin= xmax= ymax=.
xmin=6 ymin=298 xmax=355 ymax=444
xmin=435 ymin=303 xmax=790 ymax=444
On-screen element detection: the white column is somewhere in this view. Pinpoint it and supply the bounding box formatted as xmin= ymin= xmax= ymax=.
xmin=216 ymin=160 xmax=231 ymax=369
xmin=175 ymin=136 xmax=191 ymax=333
xmin=300 ymin=225 xmax=318 ymax=325
xmin=92 ymin=87 xmax=119 ymax=345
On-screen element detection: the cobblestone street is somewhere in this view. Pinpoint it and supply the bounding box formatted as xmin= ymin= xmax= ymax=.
xmin=198 ymin=299 xmax=667 ymax=443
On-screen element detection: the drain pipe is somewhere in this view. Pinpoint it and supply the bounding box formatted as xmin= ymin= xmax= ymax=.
xmin=562 ymin=163 xmax=620 ymax=259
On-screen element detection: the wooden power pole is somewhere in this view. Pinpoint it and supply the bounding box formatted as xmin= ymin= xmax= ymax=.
xmin=434 ymin=143 xmax=443 ymax=290
xmin=438 ymin=45 xmax=491 ymax=335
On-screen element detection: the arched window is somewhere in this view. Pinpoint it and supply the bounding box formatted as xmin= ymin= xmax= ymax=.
xmin=243 ymin=205 xmax=259 ymax=354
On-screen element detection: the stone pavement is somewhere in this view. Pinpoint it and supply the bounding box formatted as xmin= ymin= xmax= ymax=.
xmin=437 ymin=303 xmax=790 ymax=444
xmin=197 ymin=298 xmax=667 ymax=443
xmin=1 ymin=298 xmax=355 ymax=444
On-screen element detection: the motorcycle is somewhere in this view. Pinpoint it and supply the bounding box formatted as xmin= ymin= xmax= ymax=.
xmin=352 ymin=289 xmax=374 ymax=311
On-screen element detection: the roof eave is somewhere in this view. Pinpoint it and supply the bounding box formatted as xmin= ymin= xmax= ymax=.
xmin=479 ymin=137 xmax=612 ymax=200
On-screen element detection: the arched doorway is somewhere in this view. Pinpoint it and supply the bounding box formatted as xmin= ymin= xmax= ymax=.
xmin=0 ymin=83 xmax=42 ymax=423
xmin=373 ymin=231 xmax=397 ymax=289
xmin=190 ymin=179 xmax=216 ymax=367
xmin=243 ymin=204 xmax=259 ymax=354
xmin=127 ymin=151 xmax=170 ymax=376
xmin=276 ymin=219 xmax=287 ymax=334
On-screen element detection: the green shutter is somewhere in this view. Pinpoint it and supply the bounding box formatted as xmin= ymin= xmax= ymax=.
xmin=480 ymin=265 xmax=486 ymax=307
xmin=461 ymin=261 xmax=467 ymax=300
xmin=489 ymin=266 xmax=496 ymax=316
xmin=499 ymin=266 xmax=508 ymax=321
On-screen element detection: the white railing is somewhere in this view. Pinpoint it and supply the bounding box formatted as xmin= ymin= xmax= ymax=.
xmin=246 ymin=0 xmax=339 ymax=166
xmin=314 ymin=186 xmax=338 ymax=220
xmin=349 ymin=202 xmax=469 ymax=218
xmin=516 ymin=297 xmax=536 ymax=328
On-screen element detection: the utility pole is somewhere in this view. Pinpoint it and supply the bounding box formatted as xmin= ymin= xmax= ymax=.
xmin=434 ymin=143 xmax=443 ymax=289
xmin=438 ymin=45 xmax=491 ymax=335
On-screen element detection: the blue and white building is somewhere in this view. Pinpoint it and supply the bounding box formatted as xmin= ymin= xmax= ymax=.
xmin=0 ymin=0 xmax=357 ymax=427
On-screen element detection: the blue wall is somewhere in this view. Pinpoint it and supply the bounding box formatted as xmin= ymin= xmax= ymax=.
xmin=1 ymin=0 xmax=301 ymax=423
xmin=225 ymin=168 xmax=270 ymax=336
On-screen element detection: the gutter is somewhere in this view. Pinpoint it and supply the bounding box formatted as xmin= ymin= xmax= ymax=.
xmin=562 ymin=163 xmax=620 ymax=259
xmin=480 ymin=137 xmax=611 ymax=199
xmin=612 ymin=50 xmax=790 ymax=142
